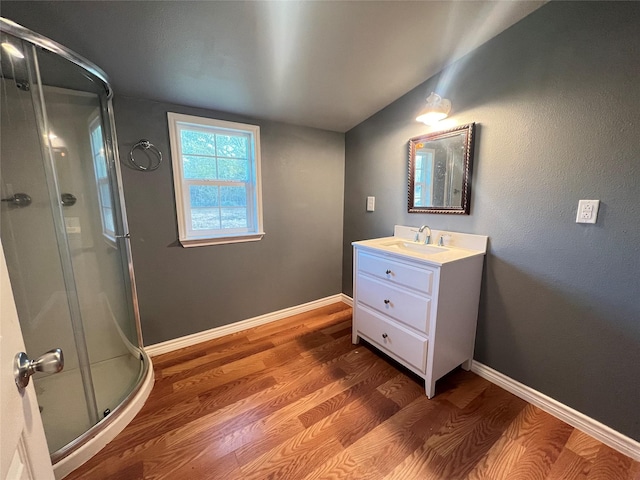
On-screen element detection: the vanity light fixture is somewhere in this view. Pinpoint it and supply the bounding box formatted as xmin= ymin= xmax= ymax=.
xmin=416 ymin=92 xmax=451 ymax=126
xmin=1 ymin=42 xmax=24 ymax=59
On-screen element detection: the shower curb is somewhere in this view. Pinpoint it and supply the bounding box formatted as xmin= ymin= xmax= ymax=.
xmin=52 ymin=357 xmax=154 ymax=479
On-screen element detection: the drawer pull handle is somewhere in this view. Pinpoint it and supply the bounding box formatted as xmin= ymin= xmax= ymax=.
xmin=383 ymin=299 xmax=390 ymax=305
xmin=385 ymin=269 xmax=392 ymax=275
xmin=382 ymin=333 xmax=388 ymax=339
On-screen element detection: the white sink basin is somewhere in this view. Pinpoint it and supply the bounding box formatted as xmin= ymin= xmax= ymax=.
xmin=381 ymin=240 xmax=449 ymax=255
xmin=353 ymin=227 xmax=488 ymax=266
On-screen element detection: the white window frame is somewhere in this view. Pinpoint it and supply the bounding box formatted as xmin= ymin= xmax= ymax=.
xmin=167 ymin=112 xmax=264 ymax=247
xmin=89 ymin=115 xmax=116 ymax=244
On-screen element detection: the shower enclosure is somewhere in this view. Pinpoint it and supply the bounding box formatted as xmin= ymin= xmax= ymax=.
xmin=0 ymin=18 xmax=151 ymax=472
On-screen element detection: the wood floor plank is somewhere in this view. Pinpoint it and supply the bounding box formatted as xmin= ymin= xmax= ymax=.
xmin=544 ymin=447 xmax=591 ymax=480
xmin=164 ymin=363 xmax=347 ymax=451
xmin=244 ymin=303 xmax=350 ymax=342
xmin=376 ymin=373 xmax=425 ymax=408
xmin=320 ymin=319 xmax=352 ymax=336
xmin=425 ymin=384 xmax=521 ymax=457
xmin=333 ymin=390 xmax=402 ymax=448
xmin=435 ymin=390 xmax=527 ymax=479
xmin=565 ymin=428 xmax=606 ymax=462
xmin=335 ymin=426 xmax=423 ymax=479
xmin=586 ymin=445 xmax=635 ymax=480
xmin=467 ymin=434 xmax=528 ymax=480
xmin=143 ymin=447 xmax=242 ymax=480
xmin=444 ymin=371 xmax=492 ymax=410
xmin=238 ymin=427 xmax=343 ymax=480
xmin=62 ymin=302 xmax=640 ymax=480
xmin=151 ymin=331 xmax=248 ymax=369
xmin=171 ymin=354 xmax=266 ymax=392
xmin=159 ymin=339 xmax=275 ymax=378
xmin=383 ymin=443 xmax=447 ymax=480
xmin=231 ymin=365 xmax=397 ymax=465
xmin=340 ymin=399 xmax=428 ymax=476
xmin=302 ymin=451 xmax=383 ymax=480
xmin=505 ymin=406 xmax=574 ymax=480
xmin=297 ymin=362 xmax=398 ymax=428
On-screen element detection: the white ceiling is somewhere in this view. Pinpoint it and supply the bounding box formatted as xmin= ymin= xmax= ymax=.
xmin=3 ymin=1 xmax=545 ymax=132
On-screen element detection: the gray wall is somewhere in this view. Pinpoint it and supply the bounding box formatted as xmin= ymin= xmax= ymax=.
xmin=0 ymin=0 xmax=344 ymax=345
xmin=343 ymin=2 xmax=640 ymax=440
xmin=4 ymin=0 xmax=639 ymax=443
xmin=114 ymin=96 xmax=344 ymax=345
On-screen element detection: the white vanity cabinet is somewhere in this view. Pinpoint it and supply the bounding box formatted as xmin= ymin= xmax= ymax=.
xmin=352 ymin=227 xmax=487 ymax=398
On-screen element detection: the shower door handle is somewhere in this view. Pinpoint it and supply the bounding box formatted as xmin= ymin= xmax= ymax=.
xmin=1 ymin=193 xmax=32 ymax=207
xmin=14 ymin=348 xmax=64 ymax=389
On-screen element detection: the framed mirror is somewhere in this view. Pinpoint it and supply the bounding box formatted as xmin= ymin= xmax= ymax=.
xmin=408 ymin=123 xmax=475 ymax=214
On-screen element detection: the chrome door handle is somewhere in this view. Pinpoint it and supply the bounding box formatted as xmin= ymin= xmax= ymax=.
xmin=115 ymin=233 xmax=130 ymax=239
xmin=1 ymin=193 xmax=32 ymax=207
xmin=14 ymin=348 xmax=64 ymax=389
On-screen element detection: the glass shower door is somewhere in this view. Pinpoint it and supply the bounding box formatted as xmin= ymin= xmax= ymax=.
xmin=0 ymin=33 xmax=94 ymax=453
xmin=39 ymin=79 xmax=143 ymax=426
xmin=1 ymin=29 xmax=144 ymax=456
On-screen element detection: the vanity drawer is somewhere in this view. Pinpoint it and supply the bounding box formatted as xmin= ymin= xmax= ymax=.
xmin=357 ymin=251 xmax=434 ymax=295
xmin=356 ymin=305 xmax=428 ymax=373
xmin=356 ymin=274 xmax=430 ymax=333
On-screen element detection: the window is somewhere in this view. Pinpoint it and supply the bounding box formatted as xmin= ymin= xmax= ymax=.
xmin=167 ymin=113 xmax=264 ymax=247
xmin=89 ymin=117 xmax=116 ymax=243
xmin=413 ymin=148 xmax=435 ymax=207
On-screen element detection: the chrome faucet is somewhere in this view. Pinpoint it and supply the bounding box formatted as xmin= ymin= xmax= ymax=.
xmin=416 ymin=225 xmax=432 ymax=244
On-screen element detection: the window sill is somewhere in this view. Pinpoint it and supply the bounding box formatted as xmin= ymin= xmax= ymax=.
xmin=179 ymin=232 xmax=265 ymax=248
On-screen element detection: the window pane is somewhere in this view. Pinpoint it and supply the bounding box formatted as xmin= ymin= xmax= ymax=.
xmin=216 ymin=134 xmax=247 ymax=158
xmin=91 ymin=125 xmax=103 ymax=155
xmin=183 ymin=155 xmax=217 ymax=180
xmin=189 ymin=185 xmax=219 ymax=207
xmin=94 ymin=152 xmax=107 ymax=178
xmin=180 ymin=129 xmax=216 ymax=155
xmin=221 ymin=207 xmax=247 ymax=229
xmin=191 ymin=207 xmax=220 ymax=230
xmin=217 ymin=158 xmax=248 ymax=181
xmin=220 ymin=186 xmax=246 ymax=207
xmin=99 ymin=183 xmax=112 ymax=208
xmin=103 ymin=207 xmax=115 ymax=233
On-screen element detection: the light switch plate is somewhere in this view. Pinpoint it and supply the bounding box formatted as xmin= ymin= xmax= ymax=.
xmin=366 ymin=196 xmax=375 ymax=212
xmin=576 ymin=199 xmax=600 ymax=224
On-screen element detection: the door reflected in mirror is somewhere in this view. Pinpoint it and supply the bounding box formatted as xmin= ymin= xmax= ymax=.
xmin=408 ymin=123 xmax=475 ymax=214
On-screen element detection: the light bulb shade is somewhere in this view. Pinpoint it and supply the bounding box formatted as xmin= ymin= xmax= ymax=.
xmin=416 ymin=92 xmax=451 ymax=125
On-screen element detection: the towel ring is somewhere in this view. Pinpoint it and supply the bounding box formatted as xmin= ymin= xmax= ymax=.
xmin=129 ymin=139 xmax=162 ymax=171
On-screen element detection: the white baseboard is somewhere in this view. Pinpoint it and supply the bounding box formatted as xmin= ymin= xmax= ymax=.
xmin=471 ymin=361 xmax=640 ymax=461
xmin=145 ymin=294 xmax=350 ymax=357
xmin=340 ymin=293 xmax=353 ymax=307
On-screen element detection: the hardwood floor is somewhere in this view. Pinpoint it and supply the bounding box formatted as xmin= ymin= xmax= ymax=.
xmin=65 ymin=303 xmax=640 ymax=479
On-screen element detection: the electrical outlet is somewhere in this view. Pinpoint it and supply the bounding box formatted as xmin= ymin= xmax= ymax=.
xmin=576 ymin=200 xmax=600 ymax=224
xmin=366 ymin=196 xmax=375 ymax=212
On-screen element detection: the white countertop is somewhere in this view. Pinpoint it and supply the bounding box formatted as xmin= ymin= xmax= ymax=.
xmin=352 ymin=226 xmax=488 ymax=267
